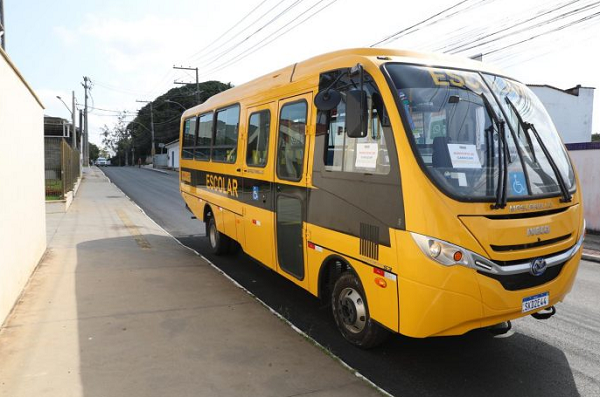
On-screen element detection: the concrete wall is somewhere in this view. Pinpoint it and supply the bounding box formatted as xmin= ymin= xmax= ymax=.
xmin=0 ymin=48 xmax=46 ymax=325
xmin=166 ymin=142 xmax=179 ymax=170
xmin=569 ymin=145 xmax=600 ymax=231
xmin=153 ymin=153 xmax=168 ymax=168
xmin=529 ymin=85 xmax=594 ymax=144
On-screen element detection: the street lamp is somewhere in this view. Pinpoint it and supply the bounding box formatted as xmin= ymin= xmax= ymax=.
xmin=164 ymin=99 xmax=187 ymax=111
xmin=56 ymin=95 xmax=72 ymax=116
xmin=56 ymin=94 xmax=77 ymax=149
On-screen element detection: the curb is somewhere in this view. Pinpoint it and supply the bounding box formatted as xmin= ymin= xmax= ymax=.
xmin=141 ymin=166 xmax=168 ymax=174
xmin=582 ymin=250 xmax=600 ymax=263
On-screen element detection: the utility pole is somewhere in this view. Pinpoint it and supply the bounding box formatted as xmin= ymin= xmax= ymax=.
xmin=71 ymin=91 xmax=77 ymax=149
xmin=82 ymin=76 xmax=91 ymax=166
xmin=135 ymin=100 xmax=155 ymax=165
xmin=56 ymin=93 xmax=77 ymax=149
xmin=0 ymin=0 xmax=6 ymax=50
xmin=173 ymin=65 xmax=200 ymax=104
xmin=79 ymin=110 xmax=83 ymax=166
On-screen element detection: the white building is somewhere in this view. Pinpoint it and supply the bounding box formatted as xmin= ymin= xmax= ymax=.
xmin=528 ymin=84 xmax=595 ymax=143
xmin=566 ymin=142 xmax=600 ymax=232
xmin=165 ymin=139 xmax=180 ymax=170
xmin=0 ymin=47 xmax=46 ymax=325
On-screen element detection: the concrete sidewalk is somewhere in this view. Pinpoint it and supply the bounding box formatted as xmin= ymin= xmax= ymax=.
xmin=0 ymin=167 xmax=380 ymax=397
xmin=583 ymin=232 xmax=600 ymax=263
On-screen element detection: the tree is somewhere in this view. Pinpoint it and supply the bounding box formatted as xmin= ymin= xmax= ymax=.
xmin=129 ymin=81 xmax=232 ymax=159
xmin=101 ymin=112 xmax=132 ymax=166
xmin=592 ymin=133 xmax=600 ymax=142
xmin=89 ymin=143 xmax=100 ymax=161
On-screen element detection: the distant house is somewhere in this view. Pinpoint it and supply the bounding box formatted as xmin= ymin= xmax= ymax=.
xmin=165 ymin=139 xmax=179 ymax=170
xmin=528 ymin=84 xmax=595 ymax=143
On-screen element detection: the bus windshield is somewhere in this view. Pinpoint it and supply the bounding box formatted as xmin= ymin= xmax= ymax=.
xmin=385 ymin=64 xmax=575 ymax=203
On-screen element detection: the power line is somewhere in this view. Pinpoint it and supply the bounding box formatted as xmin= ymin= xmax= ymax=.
xmin=87 ymin=106 xmax=137 ymax=114
xmin=93 ymin=80 xmax=149 ymax=96
xmin=198 ymin=0 xmax=305 ymax=70
xmin=183 ymin=0 xmax=270 ymax=63
xmin=197 ymin=0 xmax=338 ymax=79
xmin=369 ymin=0 xmax=477 ymax=47
xmin=483 ymin=9 xmax=600 ymax=56
xmin=445 ymin=0 xmax=599 ymax=54
xmin=189 ymin=0 xmax=290 ymax=65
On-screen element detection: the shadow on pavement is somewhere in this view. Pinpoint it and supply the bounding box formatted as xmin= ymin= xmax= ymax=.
xmin=75 ymin=235 xmax=381 ymax=397
xmin=178 ymin=237 xmax=581 ymax=397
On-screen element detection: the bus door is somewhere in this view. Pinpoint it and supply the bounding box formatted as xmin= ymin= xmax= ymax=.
xmin=273 ymin=93 xmax=312 ymax=287
xmin=241 ymin=102 xmax=277 ymax=270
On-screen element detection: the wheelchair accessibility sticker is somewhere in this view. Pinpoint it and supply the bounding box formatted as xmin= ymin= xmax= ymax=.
xmin=252 ymin=186 xmax=259 ymax=201
xmin=510 ymin=172 xmax=527 ymax=196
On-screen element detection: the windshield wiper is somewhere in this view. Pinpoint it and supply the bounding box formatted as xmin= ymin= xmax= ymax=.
xmin=480 ymin=94 xmax=509 ymax=209
xmin=505 ymin=97 xmax=572 ymax=203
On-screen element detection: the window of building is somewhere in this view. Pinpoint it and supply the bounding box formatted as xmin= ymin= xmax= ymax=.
xmin=181 ymin=117 xmax=197 ymax=159
xmin=246 ymin=110 xmax=271 ymax=167
xmin=276 ymin=101 xmax=307 ymax=181
xmin=195 ymin=112 xmax=212 ymax=161
xmin=212 ymin=105 xmax=240 ymax=163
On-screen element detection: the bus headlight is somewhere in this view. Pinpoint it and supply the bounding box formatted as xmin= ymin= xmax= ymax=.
xmin=411 ymin=232 xmax=476 ymax=268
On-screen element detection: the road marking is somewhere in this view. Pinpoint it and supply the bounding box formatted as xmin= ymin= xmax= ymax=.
xmin=116 ymin=209 xmax=152 ymax=249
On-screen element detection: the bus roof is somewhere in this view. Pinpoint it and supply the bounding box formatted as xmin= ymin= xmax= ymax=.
xmin=182 ymin=48 xmax=505 ymax=118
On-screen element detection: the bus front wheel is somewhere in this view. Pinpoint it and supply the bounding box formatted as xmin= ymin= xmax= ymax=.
xmin=207 ymin=216 xmax=230 ymax=255
xmin=331 ymin=273 xmax=389 ymax=349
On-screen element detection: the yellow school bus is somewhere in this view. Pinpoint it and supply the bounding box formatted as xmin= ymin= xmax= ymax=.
xmin=179 ymin=48 xmax=584 ymax=348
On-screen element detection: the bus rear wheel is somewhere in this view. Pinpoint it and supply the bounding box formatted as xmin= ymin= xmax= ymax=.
xmin=331 ymin=273 xmax=389 ymax=349
xmin=207 ymin=216 xmax=230 ymax=255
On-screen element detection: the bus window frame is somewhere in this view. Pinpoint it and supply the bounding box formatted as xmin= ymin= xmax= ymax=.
xmin=194 ymin=110 xmax=213 ymax=162
xmin=181 ymin=115 xmax=199 ymax=160
xmin=245 ymin=109 xmax=272 ymax=169
xmin=210 ymin=103 xmax=241 ymax=164
xmin=313 ymin=69 xmax=400 ymax=185
xmin=380 ymin=62 xmax=577 ymax=204
xmin=275 ymin=99 xmax=309 ymax=183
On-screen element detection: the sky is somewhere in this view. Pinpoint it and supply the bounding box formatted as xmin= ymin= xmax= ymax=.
xmin=4 ymin=0 xmax=600 ymax=148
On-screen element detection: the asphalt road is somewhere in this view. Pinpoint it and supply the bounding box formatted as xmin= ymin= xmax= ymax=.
xmin=102 ymin=166 xmax=600 ymax=397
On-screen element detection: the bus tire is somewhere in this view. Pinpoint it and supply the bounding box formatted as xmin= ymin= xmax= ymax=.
xmin=331 ymin=272 xmax=389 ymax=349
xmin=207 ymin=216 xmax=230 ymax=255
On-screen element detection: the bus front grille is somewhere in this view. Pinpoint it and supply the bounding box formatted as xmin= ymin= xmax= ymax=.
xmin=478 ymin=262 xmax=565 ymax=291
xmin=490 ymin=234 xmax=571 ymax=252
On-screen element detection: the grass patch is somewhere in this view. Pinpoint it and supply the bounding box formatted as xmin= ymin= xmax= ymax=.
xmin=45 ymin=179 xmax=64 ymax=199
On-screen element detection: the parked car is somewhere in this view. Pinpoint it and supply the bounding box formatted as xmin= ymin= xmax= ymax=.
xmin=95 ymin=157 xmax=107 ymax=166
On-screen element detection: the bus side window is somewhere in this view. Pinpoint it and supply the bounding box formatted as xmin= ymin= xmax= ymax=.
xmin=276 ymin=101 xmax=307 ymax=181
xmin=246 ymin=110 xmax=271 ymax=167
xmin=195 ymin=112 xmax=212 ymax=161
xmin=212 ymin=105 xmax=240 ymax=163
xmin=181 ymin=117 xmax=197 ymax=159
xmin=322 ymin=72 xmax=390 ymax=175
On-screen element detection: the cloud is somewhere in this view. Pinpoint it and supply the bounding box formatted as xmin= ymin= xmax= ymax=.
xmin=53 ymin=26 xmax=78 ymax=47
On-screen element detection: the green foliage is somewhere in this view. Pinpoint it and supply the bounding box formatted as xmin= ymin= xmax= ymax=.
xmin=89 ymin=142 xmax=100 ymax=161
xmin=102 ymin=112 xmax=131 ymax=166
xmin=592 ymin=133 xmax=600 ymax=142
xmin=128 ymin=81 xmax=232 ymax=160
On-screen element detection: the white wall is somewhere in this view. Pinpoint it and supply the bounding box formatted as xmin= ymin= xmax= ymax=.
xmin=529 ymin=86 xmax=594 ymax=144
xmin=166 ymin=143 xmax=179 ymax=170
xmin=569 ymin=147 xmax=600 ymax=231
xmin=0 ymin=48 xmax=46 ymax=325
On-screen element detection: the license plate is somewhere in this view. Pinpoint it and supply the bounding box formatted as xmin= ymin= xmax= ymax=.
xmin=522 ymin=292 xmax=549 ymax=313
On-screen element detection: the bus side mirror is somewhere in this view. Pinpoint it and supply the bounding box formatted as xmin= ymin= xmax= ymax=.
xmin=314 ymin=89 xmax=341 ymax=111
xmin=346 ymin=90 xmax=368 ymax=138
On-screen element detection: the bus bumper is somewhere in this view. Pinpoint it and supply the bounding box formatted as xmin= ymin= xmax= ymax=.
xmin=397 ymin=246 xmax=582 ymax=338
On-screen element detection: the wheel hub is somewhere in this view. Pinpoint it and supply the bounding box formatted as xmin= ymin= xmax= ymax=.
xmin=209 ymin=223 xmax=217 ymax=247
xmin=338 ymin=287 xmax=366 ymax=333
